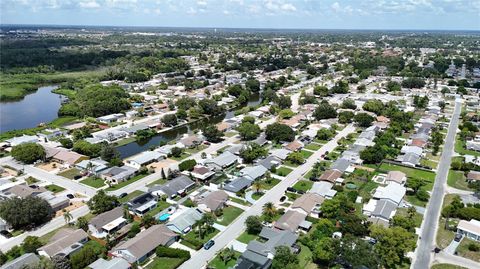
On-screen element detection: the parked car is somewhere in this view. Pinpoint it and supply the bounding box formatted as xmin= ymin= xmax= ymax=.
xmin=73 ymin=175 xmax=82 ymax=180
xmin=286 ymin=187 xmax=296 ymax=193
xmin=454 ymin=233 xmax=463 ymax=242
xmin=66 ymin=194 xmax=75 ymax=199
xmin=204 ymin=240 xmax=215 ymax=250
xmin=118 ymin=193 xmax=128 ymax=198
xmin=279 ymin=196 xmax=287 ymax=202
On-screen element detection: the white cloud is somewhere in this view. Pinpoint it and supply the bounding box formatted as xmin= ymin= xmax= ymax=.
xmin=280 ymin=3 xmax=296 ymax=12
xmin=197 ymin=0 xmax=207 ymax=6
xmin=223 ymin=10 xmax=230 ymax=15
xmin=187 ymin=7 xmax=197 ymax=14
xmin=79 ymin=0 xmax=100 ymax=9
xmin=331 ymin=2 xmax=341 ymax=12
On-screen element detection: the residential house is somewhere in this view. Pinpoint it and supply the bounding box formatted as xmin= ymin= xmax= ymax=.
xmin=256 ymin=156 xmax=281 ymax=170
xmin=205 ymin=151 xmax=239 ymax=171
xmin=401 ymin=145 xmax=423 ymax=157
xmin=76 ymin=159 xmax=109 ymax=175
xmin=457 ymin=219 xmax=480 ymax=242
xmin=310 ymin=181 xmax=337 ymax=199
xmin=1 ymin=185 xmax=69 ymax=212
xmin=318 ymin=169 xmax=342 ymax=183
xmin=274 ymin=210 xmax=311 ymax=232
xmin=386 ymin=171 xmax=407 ymax=185
xmin=372 ymin=182 xmax=406 ymax=206
xmin=284 ymin=140 xmax=304 ymax=152
xmin=189 ymin=166 xmax=215 ymax=181
xmin=240 ymin=165 xmax=268 ymax=181
xmin=225 ymin=144 xmax=245 ymax=156
xmin=88 ymin=207 xmax=126 ymax=238
xmin=330 ymin=158 xmax=354 ymax=174
xmin=125 ymin=151 xmax=163 ymax=169
xmin=341 ymin=144 xmax=365 ymax=164
xmin=0 ymin=253 xmax=40 ymax=269
xmin=38 ymin=229 xmax=88 ymax=258
xmin=100 ymin=166 xmax=137 ymax=185
xmin=223 ymin=177 xmax=253 ymax=194
xmin=166 ymin=208 xmax=204 ymax=234
xmin=363 ymin=199 xmax=397 ymax=225
xmin=88 ymin=258 xmax=130 ymax=269
xmin=235 ymin=227 xmax=298 ymax=269
xmin=127 ymin=193 xmax=157 ymax=216
xmin=270 ymin=149 xmax=291 ymax=160
xmin=5 ymin=135 xmax=38 ymax=147
xmin=467 ymin=171 xmax=480 ymax=183
xmin=291 ymin=193 xmax=324 ymax=217
xmin=253 ymin=134 xmax=268 ymax=146
xmin=179 ymin=134 xmax=203 ymax=148
xmin=400 ymin=152 xmax=421 ymax=167
xmin=97 ymin=113 xmax=124 ymax=124
xmin=110 ymin=225 xmax=178 ymax=264
xmin=149 ymin=175 xmax=195 ymax=199
xmin=197 ymin=190 xmax=229 ymax=212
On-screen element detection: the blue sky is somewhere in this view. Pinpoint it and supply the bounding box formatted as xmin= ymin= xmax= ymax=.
xmin=1 ymin=0 xmax=479 ymax=30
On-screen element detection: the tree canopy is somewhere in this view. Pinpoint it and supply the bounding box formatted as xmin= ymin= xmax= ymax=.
xmin=0 ymin=196 xmax=53 ymax=230
xmin=265 ymin=123 xmax=295 ymax=143
xmin=11 ymin=143 xmax=45 ymax=164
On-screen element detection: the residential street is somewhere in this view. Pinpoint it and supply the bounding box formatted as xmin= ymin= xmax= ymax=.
xmin=412 ymin=99 xmax=462 ymax=269
xmin=178 ymin=124 xmax=356 ymax=269
xmin=434 ymin=252 xmax=480 ymax=269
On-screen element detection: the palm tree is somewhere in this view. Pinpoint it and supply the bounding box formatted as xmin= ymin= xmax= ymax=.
xmin=62 ymin=209 xmax=72 ymax=224
xmin=252 ymin=181 xmax=263 ymax=194
xmin=219 ymin=246 xmax=235 ymax=265
xmin=262 ymin=202 xmax=277 ymax=221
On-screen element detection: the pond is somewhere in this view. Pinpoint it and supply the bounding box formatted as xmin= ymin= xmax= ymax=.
xmin=0 ymin=86 xmax=64 ymax=133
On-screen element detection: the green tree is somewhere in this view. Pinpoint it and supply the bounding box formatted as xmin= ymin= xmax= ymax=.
xmin=338 ymin=111 xmax=354 ymax=124
xmin=59 ymin=138 xmax=73 ymax=149
xmin=70 ymin=244 xmax=100 ymax=269
xmin=276 ymin=95 xmax=292 ymax=109
xmin=354 ymin=113 xmax=375 ymax=127
xmin=313 ymin=85 xmax=329 ymax=96
xmin=0 ymin=196 xmax=53 ymax=230
xmin=202 ymin=125 xmax=223 ymax=143
xmin=76 ymin=216 xmax=89 ymax=231
xmin=369 ymin=225 xmax=416 ymax=268
xmin=245 ymin=215 xmax=263 ymax=235
xmin=87 ymin=190 xmax=119 ymax=214
xmin=170 ymin=147 xmax=184 ymax=158
xmin=313 ymin=237 xmax=335 ymax=265
xmin=286 ymin=151 xmax=305 ymax=165
xmin=278 ymin=109 xmax=295 ymax=119
xmin=245 ymin=78 xmax=261 ymax=92
xmin=22 ymin=236 xmax=43 ymax=253
xmin=240 ymin=143 xmax=267 ymax=163
xmin=179 ymin=159 xmax=197 ymax=171
xmin=362 ymin=99 xmax=384 ymax=115
xmin=128 ymin=222 xmax=140 ymax=238
xmin=0 ymin=251 xmax=7 ymax=266
xmin=237 ymin=122 xmax=261 ymax=141
xmin=63 ymin=209 xmax=73 ymax=224
xmin=262 ymin=202 xmax=277 ymax=222
xmin=271 ymin=246 xmax=299 ymax=269
xmin=316 ymin=128 xmax=334 ymax=140
xmin=11 ymin=143 xmax=45 ymax=164
xmin=141 ymin=214 xmax=156 ymax=228
xmin=386 ymin=81 xmax=401 ymax=92
xmin=341 ymin=98 xmax=357 ymax=109
xmin=52 ymin=254 xmax=72 ymax=269
xmin=100 ymin=143 xmax=119 ymax=162
xmin=265 ymin=123 xmax=295 ymax=143
xmin=219 ymin=247 xmax=235 ymax=265
xmin=162 ymin=114 xmax=178 ymax=127
xmin=313 ymin=101 xmax=337 ymax=120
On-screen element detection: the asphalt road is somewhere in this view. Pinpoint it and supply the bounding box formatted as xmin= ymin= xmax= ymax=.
xmin=178 ymin=124 xmax=356 ymax=269
xmin=412 ymin=100 xmax=462 ymax=269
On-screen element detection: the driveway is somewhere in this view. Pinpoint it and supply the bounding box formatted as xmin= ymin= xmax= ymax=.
xmin=444 ymin=236 xmax=462 ymax=255
xmin=178 ymin=124 xmax=356 ymax=269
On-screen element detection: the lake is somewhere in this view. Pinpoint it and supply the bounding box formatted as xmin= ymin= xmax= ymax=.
xmin=0 ymin=86 xmax=64 ymax=133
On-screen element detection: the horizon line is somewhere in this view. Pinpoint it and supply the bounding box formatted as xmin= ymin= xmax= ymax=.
xmin=1 ymin=23 xmax=479 ymax=33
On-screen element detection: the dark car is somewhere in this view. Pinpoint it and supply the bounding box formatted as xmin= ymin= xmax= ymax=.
xmin=204 ymin=240 xmax=215 ymax=250
xmin=0 ymin=231 xmax=12 ymax=238
xmin=66 ymin=194 xmax=75 ymax=199
xmin=118 ymin=193 xmax=128 ymax=198
xmin=279 ymin=196 xmax=287 ymax=202
xmin=286 ymin=187 xmax=296 ymax=193
xmin=454 ymin=233 xmax=463 ymax=242
xmin=297 ymin=190 xmax=306 ymax=195
xmin=73 ymin=175 xmax=82 ymax=180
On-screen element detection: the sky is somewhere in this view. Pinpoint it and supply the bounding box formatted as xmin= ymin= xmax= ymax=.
xmin=1 ymin=0 xmax=479 ymax=30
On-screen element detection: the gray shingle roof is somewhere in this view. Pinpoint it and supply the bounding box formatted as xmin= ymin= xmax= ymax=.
xmin=223 ymin=177 xmax=253 ymax=193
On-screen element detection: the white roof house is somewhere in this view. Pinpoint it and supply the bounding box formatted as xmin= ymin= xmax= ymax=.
xmin=5 ymin=135 xmax=38 ymax=147
xmin=373 ymin=182 xmax=406 ymax=205
xmin=457 ymin=219 xmax=480 ymax=242
xmin=125 ymin=151 xmax=163 ymax=169
xmin=310 ymin=181 xmax=337 ymax=199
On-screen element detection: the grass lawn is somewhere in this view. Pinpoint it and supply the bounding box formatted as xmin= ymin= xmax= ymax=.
xmin=145 ymin=200 xmax=171 ymax=217
xmin=378 ymin=163 xmax=435 ymax=191
xmin=431 ymin=264 xmax=467 ymax=269
xmin=119 ymin=190 xmax=145 ymax=203
xmin=169 ymin=152 xmax=191 ymax=161
xmin=304 ymin=143 xmax=321 ymax=151
xmin=230 ymin=196 xmax=251 ymax=206
xmin=146 ymin=178 xmax=167 ymax=187
xmin=396 ymin=208 xmax=423 ymax=227
xmin=298 ymin=243 xmax=318 ymax=269
xmin=456 ymin=237 xmax=480 ymax=262
xmin=325 ymin=151 xmax=340 ymax=161
xmin=237 ymin=231 xmax=259 ymax=244
xmin=181 ymin=228 xmax=219 ymax=249
xmin=274 ymin=166 xmax=293 ymax=177
xmin=314 ymin=139 xmax=327 ymax=144
xmin=45 ymin=184 xmax=65 ymax=193
xmin=293 ymin=180 xmax=313 ymax=192
xmin=436 ymin=219 xmax=456 ymax=249
xmin=208 ymin=251 xmax=242 ymax=269
xmin=114 ymin=137 xmax=136 ymax=147
xmin=447 ymin=169 xmax=471 ymax=191
xmin=455 ymin=138 xmax=480 ymax=157
xmin=262 ymin=178 xmax=280 ymax=190
xmin=420 ymin=159 xmax=438 ymax=169
xmin=146 ymin=257 xmax=185 ymax=269
xmin=301 ymin=150 xmax=314 ymax=159
xmin=57 ymin=168 xmax=82 ymax=179
xmin=285 ymin=192 xmax=299 ymax=201
xmin=225 ymin=132 xmax=237 ymax=137
xmin=25 ymin=176 xmax=38 ymax=185
xmin=216 ymin=206 xmax=244 ymax=226
xmin=106 ymin=173 xmax=148 ymax=191
xmin=80 ymin=177 xmax=106 ymax=188
xmin=185 ymin=144 xmax=208 ymax=154
xmin=252 ymin=192 xmax=264 ymax=200
xmin=426 ymin=152 xmax=441 ymax=162
xmin=284 ymin=160 xmax=301 ymax=168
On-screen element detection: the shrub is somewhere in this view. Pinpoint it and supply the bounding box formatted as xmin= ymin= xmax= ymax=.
xmin=468 ymin=243 xmax=480 ymax=252
xmin=179 ymin=159 xmax=197 ymax=171
xmin=156 ymin=246 xmax=191 ymax=259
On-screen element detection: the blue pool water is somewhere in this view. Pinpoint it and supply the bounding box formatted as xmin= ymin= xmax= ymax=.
xmin=158 ymin=213 xmax=171 ymax=221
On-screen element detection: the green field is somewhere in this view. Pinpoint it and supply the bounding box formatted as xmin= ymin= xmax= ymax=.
xmin=304 ymin=143 xmax=322 ymax=151
xmin=262 ymin=178 xmax=280 ymax=190
xmin=119 ymin=190 xmax=145 ymax=203
xmin=293 ymin=180 xmax=313 ymax=192
xmin=216 ymin=206 xmax=244 ymax=226
xmin=237 ymin=231 xmax=259 ymax=244
xmin=146 ymin=257 xmax=185 ymax=269
xmin=274 ymin=166 xmax=293 ymax=177
xmin=455 ymin=138 xmax=480 ymax=157
xmin=105 ymin=173 xmax=147 ymax=191
xmin=58 ymin=168 xmax=82 ymax=179
xmin=208 ymin=251 xmax=242 ymax=269
xmin=447 ymin=169 xmax=470 ymax=191
xmin=45 ymin=184 xmax=65 ymax=193
xmin=301 ymin=150 xmax=314 ymax=158
xmin=80 ymin=177 xmax=106 ymax=188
